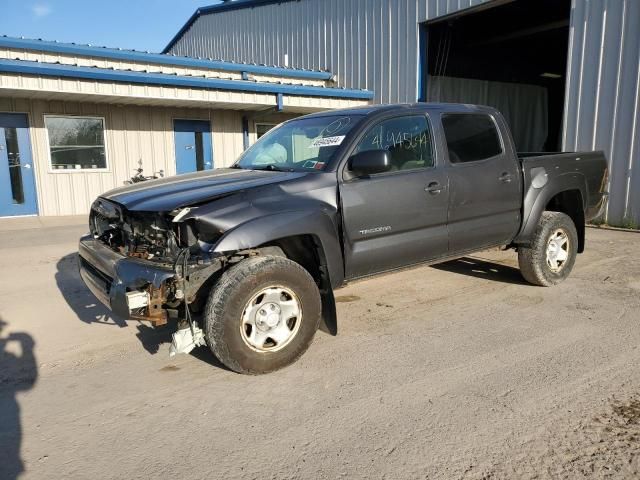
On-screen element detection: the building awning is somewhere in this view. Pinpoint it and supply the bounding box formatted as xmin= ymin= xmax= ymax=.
xmin=0 ymin=36 xmax=373 ymax=113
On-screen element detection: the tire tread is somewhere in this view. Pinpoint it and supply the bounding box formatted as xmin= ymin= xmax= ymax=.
xmin=518 ymin=211 xmax=578 ymax=287
xmin=204 ymin=256 xmax=321 ymax=374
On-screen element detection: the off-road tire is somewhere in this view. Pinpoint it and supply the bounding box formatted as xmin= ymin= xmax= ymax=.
xmin=518 ymin=211 xmax=578 ymax=286
xmin=204 ymin=255 xmax=321 ymax=374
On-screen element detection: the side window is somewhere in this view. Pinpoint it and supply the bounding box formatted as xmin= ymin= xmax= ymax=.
xmin=441 ymin=114 xmax=502 ymax=163
xmin=45 ymin=115 xmax=107 ymax=170
xmin=354 ymin=115 xmax=434 ymax=171
xmin=256 ymin=123 xmax=277 ymax=139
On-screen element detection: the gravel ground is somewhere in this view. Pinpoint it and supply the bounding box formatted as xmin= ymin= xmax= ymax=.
xmin=0 ymin=220 xmax=639 ymax=479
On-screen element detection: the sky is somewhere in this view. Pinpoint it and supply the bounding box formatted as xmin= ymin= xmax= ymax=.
xmin=0 ymin=0 xmax=222 ymax=53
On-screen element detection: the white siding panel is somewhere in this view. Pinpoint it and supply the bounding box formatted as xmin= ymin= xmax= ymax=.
xmin=0 ymin=46 xmax=329 ymax=87
xmin=0 ymin=98 xmax=264 ymax=216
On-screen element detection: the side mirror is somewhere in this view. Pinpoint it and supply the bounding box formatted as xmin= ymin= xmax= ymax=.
xmin=348 ymin=150 xmax=391 ymax=176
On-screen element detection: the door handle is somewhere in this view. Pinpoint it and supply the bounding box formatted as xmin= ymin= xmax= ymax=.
xmin=425 ymin=182 xmax=443 ymax=194
xmin=498 ymin=172 xmax=513 ymax=183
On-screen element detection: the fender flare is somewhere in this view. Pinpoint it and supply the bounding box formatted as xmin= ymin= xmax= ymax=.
xmin=514 ymin=172 xmax=587 ymax=246
xmin=212 ymin=210 xmax=345 ymax=288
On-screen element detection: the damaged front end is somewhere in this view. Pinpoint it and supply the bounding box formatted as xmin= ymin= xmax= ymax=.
xmin=79 ymin=198 xmax=227 ymax=355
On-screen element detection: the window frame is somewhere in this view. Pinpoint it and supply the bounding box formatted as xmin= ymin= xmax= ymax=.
xmin=254 ymin=122 xmax=278 ymax=140
xmin=343 ymin=113 xmax=437 ymax=181
xmin=44 ymin=114 xmax=109 ymax=173
xmin=440 ymin=112 xmax=505 ymax=166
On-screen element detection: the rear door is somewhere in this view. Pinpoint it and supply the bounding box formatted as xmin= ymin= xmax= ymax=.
xmin=340 ymin=114 xmax=449 ymax=279
xmin=173 ymin=119 xmax=213 ymax=174
xmin=439 ymin=112 xmax=521 ymax=252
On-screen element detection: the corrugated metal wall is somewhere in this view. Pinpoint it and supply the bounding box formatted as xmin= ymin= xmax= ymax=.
xmin=0 ymin=97 xmax=246 ymax=216
xmin=169 ymin=0 xmax=640 ymax=226
xmin=563 ymin=0 xmax=640 ymax=226
xmin=169 ymin=0 xmax=491 ymax=104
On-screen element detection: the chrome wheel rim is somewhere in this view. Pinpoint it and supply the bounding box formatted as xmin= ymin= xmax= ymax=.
xmin=240 ymin=286 xmax=302 ymax=352
xmin=546 ymin=228 xmax=570 ymax=272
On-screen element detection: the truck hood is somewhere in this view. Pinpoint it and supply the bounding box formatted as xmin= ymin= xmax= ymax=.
xmin=102 ymin=168 xmax=306 ymax=211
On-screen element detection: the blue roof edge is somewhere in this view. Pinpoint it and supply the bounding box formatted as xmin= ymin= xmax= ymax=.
xmin=162 ymin=0 xmax=301 ymax=54
xmin=0 ymin=58 xmax=374 ymax=100
xmin=0 ymin=35 xmax=332 ymax=81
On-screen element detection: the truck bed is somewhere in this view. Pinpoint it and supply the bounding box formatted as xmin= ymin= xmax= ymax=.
xmin=518 ymin=150 xmax=608 ymax=224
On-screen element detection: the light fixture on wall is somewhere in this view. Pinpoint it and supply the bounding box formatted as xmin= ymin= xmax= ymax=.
xmin=540 ymin=72 xmax=562 ymax=79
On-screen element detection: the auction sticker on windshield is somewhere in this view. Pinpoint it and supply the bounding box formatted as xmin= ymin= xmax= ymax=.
xmin=309 ymin=135 xmax=345 ymax=148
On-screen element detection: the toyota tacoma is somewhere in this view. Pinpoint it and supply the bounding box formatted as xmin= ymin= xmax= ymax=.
xmin=78 ymin=103 xmax=608 ymax=374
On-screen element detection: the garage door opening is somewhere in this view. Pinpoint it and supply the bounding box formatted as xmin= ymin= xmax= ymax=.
xmin=421 ymin=0 xmax=571 ymax=152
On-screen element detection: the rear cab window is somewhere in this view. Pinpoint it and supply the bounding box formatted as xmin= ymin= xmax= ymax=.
xmin=441 ymin=113 xmax=503 ymax=163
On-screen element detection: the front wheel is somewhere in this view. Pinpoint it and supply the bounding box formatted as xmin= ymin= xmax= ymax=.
xmin=204 ymin=255 xmax=321 ymax=374
xmin=518 ymin=211 xmax=578 ymax=286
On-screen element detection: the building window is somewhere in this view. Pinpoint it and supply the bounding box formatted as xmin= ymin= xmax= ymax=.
xmin=45 ymin=116 xmax=107 ymax=170
xmin=256 ymin=123 xmax=277 ymax=139
xmin=441 ymin=114 xmax=503 ymax=163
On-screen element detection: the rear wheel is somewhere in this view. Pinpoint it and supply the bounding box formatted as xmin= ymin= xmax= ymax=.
xmin=204 ymin=255 xmax=321 ymax=374
xmin=518 ymin=211 xmax=578 ymax=286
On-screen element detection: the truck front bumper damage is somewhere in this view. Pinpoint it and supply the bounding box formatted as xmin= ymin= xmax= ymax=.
xmin=78 ymin=234 xmax=175 ymax=325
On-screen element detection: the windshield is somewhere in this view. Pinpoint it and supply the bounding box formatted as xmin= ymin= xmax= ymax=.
xmin=235 ymin=115 xmax=362 ymax=172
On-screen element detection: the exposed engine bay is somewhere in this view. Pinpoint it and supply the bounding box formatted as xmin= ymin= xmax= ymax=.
xmin=90 ymin=198 xmax=191 ymax=263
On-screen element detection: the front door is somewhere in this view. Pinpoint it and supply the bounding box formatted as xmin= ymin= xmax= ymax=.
xmin=173 ymin=120 xmax=213 ymax=174
xmin=0 ymin=113 xmax=38 ymax=217
xmin=340 ymin=114 xmax=449 ymax=279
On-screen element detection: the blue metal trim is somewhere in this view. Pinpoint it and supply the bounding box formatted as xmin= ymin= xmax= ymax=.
xmin=173 ymin=119 xmax=211 ymax=133
xmin=0 ymin=112 xmax=29 ymax=128
xmin=0 ymin=35 xmax=332 ymax=81
xmin=417 ymin=23 xmax=428 ymax=102
xmin=242 ymin=116 xmax=250 ymax=150
xmin=162 ymin=0 xmax=302 ymax=54
xmin=163 ymin=9 xmax=202 ymax=55
xmin=276 ymin=93 xmax=284 ymax=111
xmin=0 ymin=58 xmax=374 ymax=100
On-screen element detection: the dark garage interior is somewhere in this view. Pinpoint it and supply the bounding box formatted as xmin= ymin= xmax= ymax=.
xmin=423 ymin=0 xmax=571 ymax=152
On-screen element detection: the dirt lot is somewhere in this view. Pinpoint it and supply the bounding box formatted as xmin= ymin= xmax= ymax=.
xmin=1 ymin=218 xmax=639 ymax=479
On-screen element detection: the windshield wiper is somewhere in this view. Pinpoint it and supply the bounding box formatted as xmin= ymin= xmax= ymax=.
xmin=251 ymin=164 xmax=295 ymax=172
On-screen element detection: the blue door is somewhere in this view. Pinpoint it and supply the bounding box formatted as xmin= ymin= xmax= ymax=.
xmin=174 ymin=120 xmax=213 ymax=174
xmin=0 ymin=113 xmax=38 ymax=216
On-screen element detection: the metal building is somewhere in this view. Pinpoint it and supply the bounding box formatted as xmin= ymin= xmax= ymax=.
xmin=165 ymin=0 xmax=640 ymax=227
xmin=0 ymin=36 xmax=371 ymax=217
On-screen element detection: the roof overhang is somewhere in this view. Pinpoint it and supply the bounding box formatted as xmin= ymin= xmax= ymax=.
xmin=0 ymin=58 xmax=371 ymax=113
xmin=0 ymin=35 xmax=331 ymax=81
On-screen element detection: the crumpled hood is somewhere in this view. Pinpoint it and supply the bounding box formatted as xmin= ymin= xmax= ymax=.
xmin=102 ymin=168 xmax=306 ymax=211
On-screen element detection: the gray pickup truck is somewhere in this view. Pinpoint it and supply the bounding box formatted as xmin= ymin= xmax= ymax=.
xmin=78 ymin=103 xmax=608 ymax=374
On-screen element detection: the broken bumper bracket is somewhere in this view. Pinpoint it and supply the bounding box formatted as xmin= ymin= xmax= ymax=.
xmin=78 ymin=234 xmax=176 ymax=324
